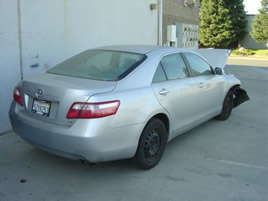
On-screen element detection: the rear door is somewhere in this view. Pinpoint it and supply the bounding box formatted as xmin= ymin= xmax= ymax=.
xmin=182 ymin=52 xmax=225 ymax=121
xmin=151 ymin=53 xmax=199 ymax=135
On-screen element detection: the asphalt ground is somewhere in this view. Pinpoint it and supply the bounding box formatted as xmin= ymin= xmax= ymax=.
xmin=0 ymin=58 xmax=267 ymax=201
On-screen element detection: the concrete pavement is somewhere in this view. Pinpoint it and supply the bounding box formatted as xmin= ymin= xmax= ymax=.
xmin=0 ymin=62 xmax=267 ymax=201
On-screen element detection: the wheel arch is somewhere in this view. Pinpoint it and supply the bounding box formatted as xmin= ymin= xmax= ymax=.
xmin=225 ymin=84 xmax=239 ymax=96
xmin=134 ymin=113 xmax=170 ymax=169
xmin=230 ymin=84 xmax=240 ymax=91
xmin=229 ymin=85 xmax=250 ymax=108
xmin=147 ymin=113 xmax=170 ymax=139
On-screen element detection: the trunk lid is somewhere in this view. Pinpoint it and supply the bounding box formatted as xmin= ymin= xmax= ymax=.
xmin=195 ymin=49 xmax=231 ymax=69
xmin=20 ymin=73 xmax=116 ymax=125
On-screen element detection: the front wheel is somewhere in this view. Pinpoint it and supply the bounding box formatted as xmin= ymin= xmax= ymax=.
xmin=134 ymin=118 xmax=167 ymax=170
xmin=216 ymin=90 xmax=234 ymax=120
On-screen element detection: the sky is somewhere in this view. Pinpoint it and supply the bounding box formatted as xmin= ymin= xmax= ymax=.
xmin=243 ymin=0 xmax=262 ymax=14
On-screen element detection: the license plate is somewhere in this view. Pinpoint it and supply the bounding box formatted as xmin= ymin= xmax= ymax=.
xmin=32 ymin=99 xmax=51 ymax=117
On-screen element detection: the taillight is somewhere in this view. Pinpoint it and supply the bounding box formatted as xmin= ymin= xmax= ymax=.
xmin=14 ymin=87 xmax=22 ymax=106
xmin=66 ymin=100 xmax=120 ymax=119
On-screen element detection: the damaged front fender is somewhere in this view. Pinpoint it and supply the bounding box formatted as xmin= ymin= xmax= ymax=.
xmin=233 ymin=86 xmax=250 ymax=108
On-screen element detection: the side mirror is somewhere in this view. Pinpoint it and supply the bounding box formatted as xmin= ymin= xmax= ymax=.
xmin=215 ymin=67 xmax=223 ymax=75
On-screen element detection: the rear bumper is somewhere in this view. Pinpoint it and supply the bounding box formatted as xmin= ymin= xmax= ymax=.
xmin=9 ymin=101 xmax=144 ymax=163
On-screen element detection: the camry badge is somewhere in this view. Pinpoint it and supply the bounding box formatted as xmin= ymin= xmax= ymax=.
xmin=35 ymin=89 xmax=43 ymax=98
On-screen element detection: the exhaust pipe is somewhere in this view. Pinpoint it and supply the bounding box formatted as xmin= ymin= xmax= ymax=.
xmin=80 ymin=160 xmax=96 ymax=166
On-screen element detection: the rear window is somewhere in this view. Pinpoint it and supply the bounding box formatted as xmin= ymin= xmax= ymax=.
xmin=47 ymin=50 xmax=146 ymax=81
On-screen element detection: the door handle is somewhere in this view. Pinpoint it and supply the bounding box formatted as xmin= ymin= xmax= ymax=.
xmin=198 ymin=82 xmax=204 ymax=88
xmin=159 ymin=88 xmax=169 ymax=95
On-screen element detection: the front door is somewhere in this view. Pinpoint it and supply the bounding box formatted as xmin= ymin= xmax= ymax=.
xmin=182 ymin=53 xmax=225 ymax=121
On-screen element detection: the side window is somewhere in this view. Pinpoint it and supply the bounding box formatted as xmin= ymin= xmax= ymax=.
xmin=183 ymin=53 xmax=213 ymax=76
xmin=152 ymin=64 xmax=167 ymax=83
xmin=160 ymin=54 xmax=190 ymax=80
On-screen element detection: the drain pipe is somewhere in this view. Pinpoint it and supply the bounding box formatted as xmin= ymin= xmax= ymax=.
xmin=157 ymin=0 xmax=163 ymax=46
xmin=17 ymin=0 xmax=23 ymax=80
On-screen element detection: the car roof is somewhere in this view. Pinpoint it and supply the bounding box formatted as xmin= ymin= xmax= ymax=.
xmin=96 ymin=45 xmax=190 ymax=55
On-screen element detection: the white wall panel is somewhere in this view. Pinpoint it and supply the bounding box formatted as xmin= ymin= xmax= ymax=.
xmin=0 ymin=0 xmax=158 ymax=133
xmin=20 ymin=0 xmax=66 ymax=78
xmin=63 ymin=0 xmax=158 ymax=57
xmin=0 ymin=0 xmax=21 ymax=133
xmin=20 ymin=0 xmax=158 ymax=77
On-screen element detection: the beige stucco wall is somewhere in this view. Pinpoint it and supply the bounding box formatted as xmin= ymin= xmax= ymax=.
xmin=163 ymin=0 xmax=200 ymax=44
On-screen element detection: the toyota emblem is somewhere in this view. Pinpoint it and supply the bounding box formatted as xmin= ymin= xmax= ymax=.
xmin=35 ymin=89 xmax=43 ymax=98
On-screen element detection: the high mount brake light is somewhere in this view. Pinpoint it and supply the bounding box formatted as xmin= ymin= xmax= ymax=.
xmin=66 ymin=100 xmax=120 ymax=119
xmin=14 ymin=87 xmax=22 ymax=106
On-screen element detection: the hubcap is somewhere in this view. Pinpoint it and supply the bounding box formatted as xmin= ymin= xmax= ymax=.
xmin=144 ymin=129 xmax=160 ymax=159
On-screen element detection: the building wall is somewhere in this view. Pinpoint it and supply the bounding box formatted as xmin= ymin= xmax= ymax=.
xmin=0 ymin=0 xmax=21 ymax=134
xmin=0 ymin=0 xmax=159 ymax=133
xmin=163 ymin=0 xmax=200 ymax=45
xmin=239 ymin=15 xmax=268 ymax=50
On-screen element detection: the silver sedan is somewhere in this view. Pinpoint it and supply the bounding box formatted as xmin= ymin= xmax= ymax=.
xmin=9 ymin=45 xmax=249 ymax=169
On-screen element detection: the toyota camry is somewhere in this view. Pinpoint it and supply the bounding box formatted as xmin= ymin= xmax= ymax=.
xmin=9 ymin=45 xmax=249 ymax=169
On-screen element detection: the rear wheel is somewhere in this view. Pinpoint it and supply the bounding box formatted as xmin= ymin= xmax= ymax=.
xmin=216 ymin=90 xmax=234 ymax=120
xmin=134 ymin=118 xmax=167 ymax=170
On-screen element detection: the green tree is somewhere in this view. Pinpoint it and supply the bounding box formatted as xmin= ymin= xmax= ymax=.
xmin=199 ymin=0 xmax=234 ymax=48
xmin=251 ymin=0 xmax=268 ymax=42
xmin=223 ymin=0 xmax=247 ymax=47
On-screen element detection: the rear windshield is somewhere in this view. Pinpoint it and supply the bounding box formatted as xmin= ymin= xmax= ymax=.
xmin=47 ymin=50 xmax=146 ymax=81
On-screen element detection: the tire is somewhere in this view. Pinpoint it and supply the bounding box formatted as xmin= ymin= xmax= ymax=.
xmin=216 ymin=90 xmax=234 ymax=120
xmin=134 ymin=118 xmax=167 ymax=170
